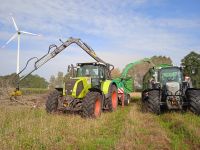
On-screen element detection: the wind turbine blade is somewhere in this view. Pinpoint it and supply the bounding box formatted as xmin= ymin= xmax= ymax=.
xmin=1 ymin=33 xmax=17 ymax=48
xmin=20 ymin=31 xmax=41 ymax=36
xmin=11 ymin=16 xmax=18 ymax=31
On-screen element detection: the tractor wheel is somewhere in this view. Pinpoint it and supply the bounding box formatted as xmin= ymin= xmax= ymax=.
xmin=124 ymin=94 xmax=131 ymax=106
xmin=107 ymin=84 xmax=118 ymax=111
xmin=143 ymin=90 xmax=161 ymax=114
xmin=141 ymin=91 xmax=149 ymax=112
xmin=81 ymin=91 xmax=102 ymax=118
xmin=46 ymin=90 xmax=60 ymax=113
xmin=186 ymin=88 xmax=200 ymax=115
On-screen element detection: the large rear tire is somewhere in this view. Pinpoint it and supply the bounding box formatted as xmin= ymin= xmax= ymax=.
xmin=142 ymin=90 xmax=161 ymax=114
xmin=107 ymin=84 xmax=118 ymax=111
xmin=186 ymin=88 xmax=200 ymax=115
xmin=46 ymin=90 xmax=60 ymax=113
xmin=81 ymin=91 xmax=102 ymax=118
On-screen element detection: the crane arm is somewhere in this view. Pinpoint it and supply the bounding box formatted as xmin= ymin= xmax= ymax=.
xmin=18 ymin=37 xmax=113 ymax=82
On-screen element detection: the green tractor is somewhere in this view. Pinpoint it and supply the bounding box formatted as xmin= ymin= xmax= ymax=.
xmin=11 ymin=37 xmax=130 ymax=118
xmin=46 ymin=62 xmax=118 ymax=118
xmin=142 ymin=64 xmax=200 ymax=115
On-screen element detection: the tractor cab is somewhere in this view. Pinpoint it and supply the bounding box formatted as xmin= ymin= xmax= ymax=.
xmin=65 ymin=62 xmax=111 ymax=99
xmin=76 ymin=62 xmax=109 ymax=79
xmin=158 ymin=66 xmax=183 ymax=86
xmin=75 ymin=62 xmax=110 ymax=88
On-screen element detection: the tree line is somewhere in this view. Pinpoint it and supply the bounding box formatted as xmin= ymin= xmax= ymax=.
xmin=0 ymin=73 xmax=48 ymax=89
xmin=0 ymin=51 xmax=199 ymax=89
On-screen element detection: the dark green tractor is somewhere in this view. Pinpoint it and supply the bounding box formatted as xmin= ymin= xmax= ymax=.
xmin=142 ymin=64 xmax=200 ymax=115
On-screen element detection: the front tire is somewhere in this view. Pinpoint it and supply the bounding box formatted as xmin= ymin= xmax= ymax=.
xmin=142 ymin=90 xmax=161 ymax=114
xmin=186 ymin=88 xmax=200 ymax=115
xmin=46 ymin=90 xmax=60 ymax=113
xmin=81 ymin=91 xmax=102 ymax=118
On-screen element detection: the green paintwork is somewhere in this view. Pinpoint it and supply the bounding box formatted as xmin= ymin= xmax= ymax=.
xmin=64 ymin=77 xmax=112 ymax=99
xmin=155 ymin=64 xmax=172 ymax=69
xmin=113 ymin=58 xmax=151 ymax=93
xmin=101 ymin=80 xmax=112 ymax=95
xmin=71 ymin=77 xmax=92 ymax=98
xmin=113 ymin=77 xmax=133 ymax=93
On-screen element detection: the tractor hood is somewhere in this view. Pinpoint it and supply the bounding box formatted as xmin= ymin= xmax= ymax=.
xmin=166 ymin=82 xmax=180 ymax=95
xmin=65 ymin=77 xmax=92 ymax=98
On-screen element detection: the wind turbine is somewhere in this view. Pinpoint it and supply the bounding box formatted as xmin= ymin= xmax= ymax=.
xmin=1 ymin=16 xmax=41 ymax=74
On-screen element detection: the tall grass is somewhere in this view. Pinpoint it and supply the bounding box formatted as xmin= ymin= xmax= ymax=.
xmin=0 ymin=106 xmax=130 ymax=150
xmin=157 ymin=112 xmax=200 ymax=150
xmin=1 ymin=92 xmax=200 ymax=150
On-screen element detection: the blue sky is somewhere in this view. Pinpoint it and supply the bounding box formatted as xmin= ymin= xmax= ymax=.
xmin=0 ymin=0 xmax=200 ymax=80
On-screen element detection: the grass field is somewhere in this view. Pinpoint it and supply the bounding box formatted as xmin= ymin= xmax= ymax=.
xmin=0 ymin=93 xmax=200 ymax=150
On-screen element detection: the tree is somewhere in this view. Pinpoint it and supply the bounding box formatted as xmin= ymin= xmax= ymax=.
xmin=181 ymin=51 xmax=200 ymax=88
xmin=111 ymin=68 xmax=121 ymax=78
xmin=49 ymin=71 xmax=67 ymax=89
xmin=151 ymin=56 xmax=172 ymax=66
xmin=20 ymin=74 xmax=48 ymax=88
xmin=0 ymin=73 xmax=18 ymax=88
xmin=55 ymin=72 xmax=64 ymax=87
xmin=64 ymin=68 xmax=76 ymax=82
xmin=49 ymin=75 xmax=56 ymax=89
xmin=0 ymin=73 xmax=48 ymax=88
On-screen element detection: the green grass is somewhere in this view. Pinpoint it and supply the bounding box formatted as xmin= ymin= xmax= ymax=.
xmin=1 ymin=92 xmax=200 ymax=150
xmin=0 ymin=106 xmax=130 ymax=150
xmin=157 ymin=112 xmax=200 ymax=150
xmin=131 ymin=92 xmax=141 ymax=102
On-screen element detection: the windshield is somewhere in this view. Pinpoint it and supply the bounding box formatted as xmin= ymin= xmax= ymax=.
xmin=159 ymin=67 xmax=182 ymax=83
xmin=77 ymin=65 xmax=99 ymax=77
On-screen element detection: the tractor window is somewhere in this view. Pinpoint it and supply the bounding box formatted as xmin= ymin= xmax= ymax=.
xmin=159 ymin=68 xmax=183 ymax=83
xmin=77 ymin=65 xmax=99 ymax=77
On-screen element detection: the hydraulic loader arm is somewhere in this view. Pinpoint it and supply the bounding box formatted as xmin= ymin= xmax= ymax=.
xmin=18 ymin=37 xmax=113 ymax=82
